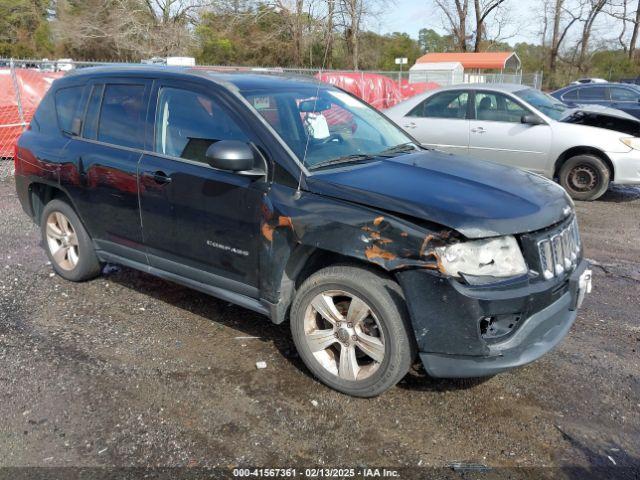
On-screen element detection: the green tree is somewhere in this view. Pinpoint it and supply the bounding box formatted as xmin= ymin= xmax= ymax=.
xmin=418 ymin=28 xmax=454 ymax=53
xmin=0 ymin=0 xmax=52 ymax=57
xmin=378 ymin=32 xmax=421 ymax=70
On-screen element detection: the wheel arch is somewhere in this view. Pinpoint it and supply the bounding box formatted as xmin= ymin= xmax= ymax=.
xmin=554 ymin=146 xmax=614 ymax=182
xmin=27 ymin=182 xmax=92 ymax=238
xmin=270 ymin=245 xmax=395 ymax=325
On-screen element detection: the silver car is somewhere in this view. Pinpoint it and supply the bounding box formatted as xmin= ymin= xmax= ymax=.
xmin=385 ymin=84 xmax=640 ymax=200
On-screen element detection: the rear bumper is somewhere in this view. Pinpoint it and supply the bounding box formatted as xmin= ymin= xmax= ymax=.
xmin=608 ymin=149 xmax=640 ymax=185
xmin=397 ymin=260 xmax=589 ymax=379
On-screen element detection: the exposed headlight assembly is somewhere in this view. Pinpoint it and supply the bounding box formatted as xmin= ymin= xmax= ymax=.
xmin=620 ymin=137 xmax=640 ymax=150
xmin=435 ymin=236 xmax=528 ymax=284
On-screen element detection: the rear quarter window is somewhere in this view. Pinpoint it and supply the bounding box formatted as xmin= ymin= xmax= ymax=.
xmin=54 ymin=86 xmax=85 ymax=134
xmin=31 ymin=90 xmax=58 ymax=135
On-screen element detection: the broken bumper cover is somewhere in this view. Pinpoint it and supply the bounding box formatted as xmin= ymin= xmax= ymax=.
xmin=609 ymin=149 xmax=640 ymax=185
xmin=398 ymin=260 xmax=590 ymax=379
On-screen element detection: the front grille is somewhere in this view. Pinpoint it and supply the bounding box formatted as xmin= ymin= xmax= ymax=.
xmin=537 ymin=217 xmax=581 ymax=280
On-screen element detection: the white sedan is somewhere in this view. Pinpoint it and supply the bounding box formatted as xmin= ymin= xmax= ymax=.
xmin=384 ymin=84 xmax=640 ymax=200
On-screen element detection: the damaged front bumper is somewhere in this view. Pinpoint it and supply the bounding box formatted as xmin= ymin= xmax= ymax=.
xmin=397 ymin=259 xmax=591 ymax=378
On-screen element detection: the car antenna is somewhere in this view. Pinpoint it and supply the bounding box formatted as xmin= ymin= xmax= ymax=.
xmin=296 ymin=13 xmax=333 ymax=198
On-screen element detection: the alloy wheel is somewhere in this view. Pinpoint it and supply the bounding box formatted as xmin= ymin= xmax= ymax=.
xmin=303 ymin=290 xmax=386 ymax=381
xmin=45 ymin=211 xmax=79 ymax=271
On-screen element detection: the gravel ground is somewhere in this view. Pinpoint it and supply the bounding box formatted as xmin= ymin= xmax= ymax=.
xmin=0 ymin=176 xmax=638 ymax=478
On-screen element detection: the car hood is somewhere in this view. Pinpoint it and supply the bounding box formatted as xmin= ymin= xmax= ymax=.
xmin=561 ymin=104 xmax=639 ymax=121
xmin=306 ymin=150 xmax=572 ymax=239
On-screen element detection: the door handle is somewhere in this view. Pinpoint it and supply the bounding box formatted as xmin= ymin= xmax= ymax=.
xmin=471 ymin=127 xmax=486 ymax=134
xmin=144 ymin=171 xmax=172 ymax=184
xmin=403 ymin=122 xmax=417 ymax=129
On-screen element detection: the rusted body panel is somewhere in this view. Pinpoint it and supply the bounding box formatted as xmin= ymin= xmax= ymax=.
xmin=258 ymin=183 xmax=457 ymax=319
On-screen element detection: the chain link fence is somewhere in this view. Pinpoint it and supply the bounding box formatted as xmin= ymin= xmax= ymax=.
xmin=1 ymin=59 xmax=69 ymax=179
xmin=0 ymin=57 xmax=543 ymax=180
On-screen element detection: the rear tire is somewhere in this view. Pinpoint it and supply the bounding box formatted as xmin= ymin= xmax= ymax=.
xmin=40 ymin=199 xmax=101 ymax=282
xmin=558 ymin=154 xmax=610 ymax=201
xmin=290 ymin=265 xmax=415 ymax=397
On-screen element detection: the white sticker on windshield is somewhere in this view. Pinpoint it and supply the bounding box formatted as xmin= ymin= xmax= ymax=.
xmin=253 ymin=96 xmax=271 ymax=110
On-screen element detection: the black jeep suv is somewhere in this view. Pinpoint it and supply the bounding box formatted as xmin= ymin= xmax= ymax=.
xmin=14 ymin=66 xmax=592 ymax=397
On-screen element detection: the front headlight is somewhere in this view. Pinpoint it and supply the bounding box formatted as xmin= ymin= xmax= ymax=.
xmin=621 ymin=137 xmax=640 ymax=150
xmin=435 ymin=236 xmax=528 ymax=283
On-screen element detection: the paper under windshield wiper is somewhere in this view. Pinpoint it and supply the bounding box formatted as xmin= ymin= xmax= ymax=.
xmin=310 ymin=154 xmax=378 ymax=170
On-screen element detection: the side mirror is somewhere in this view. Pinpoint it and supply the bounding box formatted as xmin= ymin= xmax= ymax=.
xmin=521 ymin=114 xmax=545 ymax=126
xmin=205 ymin=140 xmax=255 ymax=172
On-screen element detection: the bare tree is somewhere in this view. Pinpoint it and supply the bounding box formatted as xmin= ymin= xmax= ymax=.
xmin=325 ymin=0 xmax=336 ymax=67
xmin=270 ymin=0 xmax=307 ymax=65
xmin=576 ymin=0 xmax=609 ymax=72
xmin=142 ymin=0 xmax=204 ymax=24
xmin=614 ymin=0 xmax=629 ymax=52
xmin=432 ymin=0 xmax=511 ymax=52
xmin=539 ymin=0 xmax=553 ymax=48
xmin=54 ymin=0 xmax=197 ymax=59
xmin=433 ymin=0 xmax=470 ymax=51
xmin=336 ymin=0 xmax=384 ymax=69
xmin=548 ymin=0 xmax=582 ymax=78
xmin=630 ymin=0 xmax=640 ymax=58
xmin=339 ymin=0 xmax=363 ymax=68
xmin=472 ymin=0 xmax=507 ymax=51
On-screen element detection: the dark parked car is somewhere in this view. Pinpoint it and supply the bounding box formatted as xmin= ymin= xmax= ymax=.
xmin=14 ymin=67 xmax=592 ymax=397
xmin=551 ymin=83 xmax=640 ymax=119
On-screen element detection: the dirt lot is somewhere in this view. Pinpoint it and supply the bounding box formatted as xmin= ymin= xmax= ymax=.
xmin=0 ymin=176 xmax=638 ymax=478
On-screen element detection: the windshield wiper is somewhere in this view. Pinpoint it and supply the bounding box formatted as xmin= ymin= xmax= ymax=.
xmin=377 ymin=142 xmax=418 ymax=157
xmin=309 ymin=154 xmax=378 ymax=171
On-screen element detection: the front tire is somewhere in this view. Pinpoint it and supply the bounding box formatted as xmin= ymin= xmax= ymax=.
xmin=558 ymin=154 xmax=610 ymax=201
xmin=41 ymin=199 xmax=101 ymax=282
xmin=290 ymin=265 xmax=415 ymax=397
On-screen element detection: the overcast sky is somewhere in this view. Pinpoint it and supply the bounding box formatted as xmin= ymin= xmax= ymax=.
xmin=374 ymin=0 xmax=620 ymax=47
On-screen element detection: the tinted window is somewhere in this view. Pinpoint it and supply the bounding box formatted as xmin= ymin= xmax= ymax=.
xmin=155 ymin=87 xmax=248 ymax=163
xmin=98 ymin=84 xmax=146 ymax=149
xmin=409 ymin=91 xmax=469 ymax=119
xmin=578 ymin=86 xmax=608 ymax=100
xmin=562 ymin=89 xmax=578 ymax=101
xmin=55 ymin=86 xmax=84 ymax=133
xmin=475 ymin=92 xmax=528 ymax=122
xmin=610 ymin=87 xmax=638 ymax=101
xmin=32 ymin=90 xmax=58 ymax=135
xmin=83 ymin=85 xmax=103 ymax=140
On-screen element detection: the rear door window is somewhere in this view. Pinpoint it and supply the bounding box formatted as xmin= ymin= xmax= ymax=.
xmin=97 ymin=84 xmax=147 ymax=149
xmin=55 ymin=86 xmax=85 ymax=134
xmin=408 ymin=91 xmax=469 ymax=119
xmin=578 ymin=86 xmax=608 ymax=100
